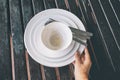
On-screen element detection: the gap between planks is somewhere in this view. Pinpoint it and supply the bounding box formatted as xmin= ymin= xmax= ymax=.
xmin=25 ymin=51 xmax=31 ymax=80
xmin=10 ymin=35 xmax=15 ymax=80
xmin=40 ymin=65 xmax=46 ymax=80
xmin=55 ymin=67 xmax=61 ymax=80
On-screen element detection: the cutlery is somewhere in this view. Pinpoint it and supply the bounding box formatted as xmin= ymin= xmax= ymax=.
xmin=44 ymin=18 xmax=93 ymax=46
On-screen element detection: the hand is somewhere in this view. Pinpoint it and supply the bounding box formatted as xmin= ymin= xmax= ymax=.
xmin=73 ymin=48 xmax=92 ymax=80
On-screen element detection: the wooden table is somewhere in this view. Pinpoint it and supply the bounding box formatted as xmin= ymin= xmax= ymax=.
xmin=0 ymin=0 xmax=120 ymax=80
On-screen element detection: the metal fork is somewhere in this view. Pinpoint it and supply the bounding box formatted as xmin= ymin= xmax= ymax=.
xmin=44 ymin=18 xmax=93 ymax=46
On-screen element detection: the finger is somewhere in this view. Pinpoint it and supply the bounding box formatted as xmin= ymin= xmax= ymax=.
xmin=74 ymin=51 xmax=82 ymax=64
xmin=75 ymin=51 xmax=80 ymax=61
xmin=81 ymin=57 xmax=84 ymax=63
xmin=72 ymin=61 xmax=75 ymax=65
xmin=80 ymin=52 xmax=85 ymax=63
xmin=84 ymin=48 xmax=91 ymax=65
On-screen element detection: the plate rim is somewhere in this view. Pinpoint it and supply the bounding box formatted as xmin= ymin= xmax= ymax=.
xmin=24 ymin=8 xmax=86 ymax=67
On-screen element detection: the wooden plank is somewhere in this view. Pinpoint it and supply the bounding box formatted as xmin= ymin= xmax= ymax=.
xmin=68 ymin=0 xmax=120 ymax=79
xmin=59 ymin=66 xmax=71 ymax=80
xmin=28 ymin=57 xmax=42 ymax=80
xmin=77 ymin=0 xmax=90 ymax=25
xmin=97 ymin=0 xmax=120 ymax=70
xmin=9 ymin=0 xmax=27 ymax=79
xmin=55 ymin=0 xmax=68 ymax=10
xmin=43 ymin=66 xmax=57 ymax=80
xmin=0 ymin=0 xmax=12 ymax=79
xmin=67 ymin=0 xmax=82 ymax=20
xmin=88 ymin=0 xmax=120 ymax=71
xmin=20 ymin=0 xmax=33 ymax=29
xmin=88 ymin=0 xmax=115 ymax=70
xmin=57 ymin=0 xmax=120 ymax=80
xmin=20 ymin=0 xmax=43 ymax=80
xmin=109 ymin=0 xmax=120 ymax=26
xmin=43 ymin=0 xmax=56 ymax=9
xmin=81 ymin=0 xmax=116 ymax=72
xmin=64 ymin=0 xmax=71 ymax=11
xmin=99 ymin=0 xmax=120 ymax=49
xmin=109 ymin=0 xmax=120 ymax=21
xmin=31 ymin=0 xmax=45 ymax=14
xmin=87 ymin=0 xmax=120 ymax=80
xmin=77 ymin=2 xmax=119 ymax=78
xmin=78 ymin=0 xmax=107 ymax=70
xmin=94 ymin=71 xmax=120 ymax=80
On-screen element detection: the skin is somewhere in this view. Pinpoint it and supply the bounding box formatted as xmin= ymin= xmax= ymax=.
xmin=73 ymin=48 xmax=92 ymax=80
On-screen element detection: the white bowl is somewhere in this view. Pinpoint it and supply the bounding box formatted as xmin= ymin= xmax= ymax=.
xmin=41 ymin=22 xmax=73 ymax=52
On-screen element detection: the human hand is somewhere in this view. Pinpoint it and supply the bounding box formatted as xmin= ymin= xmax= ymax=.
xmin=73 ymin=48 xmax=92 ymax=80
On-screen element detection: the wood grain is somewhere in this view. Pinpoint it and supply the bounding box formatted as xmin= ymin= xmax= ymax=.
xmin=59 ymin=66 xmax=71 ymax=80
xmin=56 ymin=0 xmax=68 ymax=10
xmin=0 ymin=0 xmax=12 ymax=79
xmin=44 ymin=66 xmax=57 ymax=80
xmin=64 ymin=0 xmax=70 ymax=10
xmin=88 ymin=0 xmax=119 ymax=71
xmin=9 ymin=0 xmax=27 ymax=79
xmin=43 ymin=0 xmax=56 ymax=9
xmin=21 ymin=0 xmax=43 ymax=79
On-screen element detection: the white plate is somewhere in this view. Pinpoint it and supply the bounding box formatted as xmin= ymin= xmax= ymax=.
xmin=25 ymin=14 xmax=79 ymax=63
xmin=24 ymin=9 xmax=86 ymax=67
xmin=31 ymin=15 xmax=78 ymax=59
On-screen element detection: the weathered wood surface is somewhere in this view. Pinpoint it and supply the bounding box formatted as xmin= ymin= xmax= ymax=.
xmin=0 ymin=0 xmax=120 ymax=80
xmin=21 ymin=0 xmax=43 ymax=79
xmin=9 ymin=0 xmax=28 ymax=79
xmin=0 ymin=0 xmax=12 ymax=80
